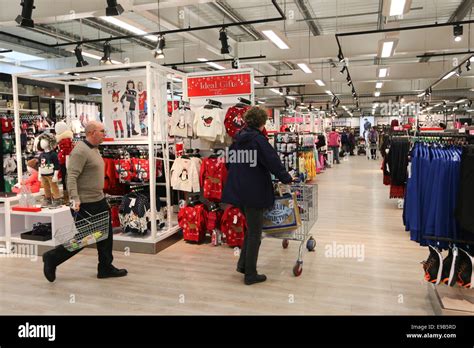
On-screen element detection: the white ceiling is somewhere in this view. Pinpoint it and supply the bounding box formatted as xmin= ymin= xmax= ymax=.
xmin=0 ymin=0 xmax=472 ymax=113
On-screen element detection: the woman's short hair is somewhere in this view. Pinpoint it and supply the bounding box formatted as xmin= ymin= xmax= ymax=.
xmin=244 ymin=107 xmax=268 ymax=128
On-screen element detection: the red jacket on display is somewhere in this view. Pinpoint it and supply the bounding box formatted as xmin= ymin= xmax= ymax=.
xmin=221 ymin=206 xmax=246 ymax=248
xmin=199 ymin=157 xmax=228 ymax=202
xmin=206 ymin=208 xmax=223 ymax=232
xmin=178 ymin=204 xmax=208 ymax=243
xmin=1 ymin=117 xmax=13 ymax=133
xmin=56 ymin=130 xmax=74 ymax=165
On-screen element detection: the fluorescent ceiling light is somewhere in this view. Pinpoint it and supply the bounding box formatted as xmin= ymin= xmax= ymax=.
xmin=69 ymin=50 xmax=120 ymax=64
xmin=286 ymin=96 xmax=296 ymax=100
xmin=172 ymin=77 xmax=182 ymax=83
xmin=197 ymin=58 xmax=225 ymax=70
xmin=374 ymin=91 xmax=381 ymax=97
xmin=261 ymin=29 xmax=290 ymax=50
xmin=101 ymin=16 xmax=158 ymax=42
xmin=378 ymin=39 xmax=398 ymax=58
xmin=297 ymin=63 xmax=312 ymax=74
xmin=443 ymin=71 xmax=457 ymax=80
xmin=315 ymin=79 xmax=326 ymax=86
xmin=383 ymin=0 xmax=412 ymax=17
xmin=270 ymin=88 xmax=283 ymax=95
xmin=455 ymin=99 xmax=467 ymax=104
xmin=257 ymin=100 xmax=266 ymax=104
xmin=325 ymin=90 xmax=333 ymax=95
xmin=254 ymin=79 xmax=261 ymax=85
xmin=206 ymin=62 xmax=226 ymax=70
xmin=417 ymin=92 xmax=425 ymax=97
xmin=377 ymin=67 xmax=389 ymax=78
xmin=375 ymin=82 xmax=383 ymax=89
xmin=0 ymin=50 xmax=44 ymax=62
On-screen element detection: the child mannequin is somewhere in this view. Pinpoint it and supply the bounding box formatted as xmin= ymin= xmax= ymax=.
xmin=12 ymin=158 xmax=41 ymax=194
xmin=37 ymin=133 xmax=61 ymax=207
xmin=55 ymin=121 xmax=74 ymax=204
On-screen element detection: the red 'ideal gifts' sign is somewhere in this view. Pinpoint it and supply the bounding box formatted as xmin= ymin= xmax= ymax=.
xmin=187 ymin=73 xmax=252 ymax=97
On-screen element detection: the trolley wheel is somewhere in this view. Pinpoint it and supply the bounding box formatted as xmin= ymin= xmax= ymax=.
xmin=306 ymin=237 xmax=316 ymax=252
xmin=293 ymin=262 xmax=303 ymax=277
xmin=282 ymin=239 xmax=289 ymax=249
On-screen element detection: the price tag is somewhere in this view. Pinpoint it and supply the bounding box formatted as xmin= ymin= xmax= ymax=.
xmin=129 ymin=198 xmax=136 ymax=208
xmin=233 ymin=215 xmax=238 ymax=224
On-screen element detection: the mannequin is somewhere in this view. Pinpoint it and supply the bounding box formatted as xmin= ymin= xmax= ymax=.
xmin=55 ymin=121 xmax=74 ymax=204
xmin=37 ymin=133 xmax=61 ymax=207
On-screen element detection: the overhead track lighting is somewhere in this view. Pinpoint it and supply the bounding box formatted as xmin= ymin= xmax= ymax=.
xmin=263 ymin=77 xmax=269 ymax=86
xmin=219 ymin=27 xmax=231 ymax=54
xmin=100 ymin=41 xmax=113 ymax=65
xmin=340 ymin=66 xmax=347 ymax=75
xmin=454 ymin=24 xmax=463 ymax=42
xmin=15 ymin=0 xmax=35 ymax=28
xmin=337 ymin=50 xmax=344 ymax=63
xmin=467 ymin=60 xmax=472 ymax=72
xmin=106 ymin=0 xmax=124 ymax=16
xmin=74 ymin=44 xmax=89 ymax=67
xmin=154 ymin=35 xmax=166 ymax=59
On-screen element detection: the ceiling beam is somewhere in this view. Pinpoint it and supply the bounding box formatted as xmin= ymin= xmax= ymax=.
xmin=294 ymin=0 xmax=320 ymax=36
xmin=448 ymin=0 xmax=474 ymax=23
xmin=210 ymin=1 xmax=263 ymax=40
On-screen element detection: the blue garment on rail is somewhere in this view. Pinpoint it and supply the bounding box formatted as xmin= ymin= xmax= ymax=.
xmin=403 ymin=143 xmax=461 ymax=250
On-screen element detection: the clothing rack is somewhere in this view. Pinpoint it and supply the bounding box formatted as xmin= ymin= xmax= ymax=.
xmin=422 ymin=235 xmax=474 ymax=246
xmin=237 ymin=97 xmax=252 ymax=105
xmin=205 ymin=99 xmax=222 ymax=108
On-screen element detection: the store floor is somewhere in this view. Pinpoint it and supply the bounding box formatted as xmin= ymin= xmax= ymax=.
xmin=0 ymin=155 xmax=433 ymax=315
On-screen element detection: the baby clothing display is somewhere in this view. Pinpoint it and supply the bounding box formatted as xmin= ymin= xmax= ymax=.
xmin=170 ymin=156 xmax=202 ymax=192
xmin=37 ymin=132 xmax=61 ymax=207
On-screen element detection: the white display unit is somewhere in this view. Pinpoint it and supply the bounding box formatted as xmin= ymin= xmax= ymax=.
xmin=10 ymin=62 xmax=184 ymax=254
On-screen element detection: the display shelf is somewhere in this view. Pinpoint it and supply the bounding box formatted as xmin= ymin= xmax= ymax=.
xmin=11 ymin=236 xmax=56 ymax=247
xmin=10 ymin=205 xmax=70 ymax=216
xmin=156 ymin=225 xmax=181 ymax=243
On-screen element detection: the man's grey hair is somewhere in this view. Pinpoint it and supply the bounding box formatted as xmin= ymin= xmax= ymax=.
xmin=85 ymin=120 xmax=102 ymax=135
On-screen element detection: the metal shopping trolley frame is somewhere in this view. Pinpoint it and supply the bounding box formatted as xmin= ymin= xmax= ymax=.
xmin=55 ymin=210 xmax=110 ymax=252
xmin=366 ymin=141 xmax=379 ymax=160
xmin=263 ymin=183 xmax=318 ymax=276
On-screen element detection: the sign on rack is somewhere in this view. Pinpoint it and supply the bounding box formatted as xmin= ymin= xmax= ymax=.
xmin=187 ymin=73 xmax=252 ymax=98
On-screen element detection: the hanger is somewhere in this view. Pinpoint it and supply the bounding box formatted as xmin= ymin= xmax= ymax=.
xmin=204 ymin=99 xmax=222 ymax=109
xmin=236 ymin=97 xmax=252 ymax=107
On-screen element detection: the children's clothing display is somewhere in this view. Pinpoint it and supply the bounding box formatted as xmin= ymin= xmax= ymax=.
xmin=178 ymin=203 xmax=208 ymax=242
xmin=170 ymin=156 xmax=202 ymax=192
xmin=170 ymin=108 xmax=194 ymax=138
xmin=221 ymin=206 xmax=246 ymax=248
xmin=119 ymin=191 xmax=164 ymax=235
xmin=224 ymin=105 xmax=250 ymax=138
xmin=193 ymin=107 xmax=225 ymax=143
xmin=199 ymin=157 xmax=227 ymax=202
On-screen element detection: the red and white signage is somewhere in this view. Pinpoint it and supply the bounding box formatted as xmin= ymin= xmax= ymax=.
xmin=187 ymin=73 xmax=252 ymax=98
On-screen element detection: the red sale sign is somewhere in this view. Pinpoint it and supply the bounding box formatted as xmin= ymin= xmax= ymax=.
xmin=187 ymin=73 xmax=252 ymax=97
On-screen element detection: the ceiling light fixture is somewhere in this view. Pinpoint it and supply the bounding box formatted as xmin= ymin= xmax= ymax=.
xmin=378 ymin=39 xmax=398 ymax=58
xmin=467 ymin=60 xmax=472 ymax=71
xmin=261 ymin=29 xmax=290 ymax=50
xmin=106 ymin=0 xmax=124 ymax=16
xmin=263 ymin=77 xmax=269 ymax=86
xmin=443 ymin=70 xmax=457 ymax=80
xmin=383 ymin=0 xmax=412 ymax=17
xmin=337 ymin=50 xmax=344 ymax=63
xmin=15 ymin=0 xmax=35 ymax=28
xmin=101 ymin=16 xmax=158 ymax=42
xmin=270 ymin=88 xmax=282 ymax=95
xmin=374 ymin=91 xmax=381 ymax=97
xmin=219 ymin=27 xmax=231 ymax=54
xmin=340 ymin=66 xmax=347 ymax=75
xmin=100 ymin=41 xmax=113 ymax=65
xmin=315 ymin=79 xmax=325 ymax=86
xmin=153 ymin=35 xmax=166 ymax=59
xmin=375 ymin=82 xmax=383 ymax=89
xmin=377 ymin=67 xmax=389 ymax=78
xmin=74 ymin=44 xmax=89 ymax=67
xmin=325 ymin=90 xmax=333 ymax=95
xmin=454 ymin=24 xmax=463 ymax=42
xmin=297 ymin=63 xmax=312 ymax=74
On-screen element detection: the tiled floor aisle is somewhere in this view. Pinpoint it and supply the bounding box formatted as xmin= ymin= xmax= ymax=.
xmin=0 ymin=155 xmax=434 ymax=314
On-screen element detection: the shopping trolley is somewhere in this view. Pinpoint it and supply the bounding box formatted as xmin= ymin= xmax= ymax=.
xmin=366 ymin=141 xmax=379 ymax=160
xmin=263 ymin=183 xmax=318 ymax=276
xmin=55 ymin=210 xmax=110 ymax=252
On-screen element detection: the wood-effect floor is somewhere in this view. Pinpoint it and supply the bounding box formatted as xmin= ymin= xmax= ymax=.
xmin=0 ymin=155 xmax=434 ymax=315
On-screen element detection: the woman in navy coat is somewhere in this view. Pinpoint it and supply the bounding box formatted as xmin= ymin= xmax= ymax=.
xmin=222 ymin=107 xmax=292 ymax=285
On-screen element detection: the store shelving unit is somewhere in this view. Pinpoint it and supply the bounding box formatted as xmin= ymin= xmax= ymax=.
xmin=9 ymin=62 xmax=185 ymax=254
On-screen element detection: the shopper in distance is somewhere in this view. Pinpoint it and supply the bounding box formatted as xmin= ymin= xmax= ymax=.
xmin=222 ymin=107 xmax=293 ymax=285
xmin=42 ymin=121 xmax=128 ymax=282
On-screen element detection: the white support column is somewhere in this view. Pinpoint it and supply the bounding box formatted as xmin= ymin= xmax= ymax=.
xmin=12 ymin=76 xmax=22 ymax=182
xmin=64 ymin=84 xmax=71 ymax=126
xmin=146 ymin=64 xmax=157 ymax=241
